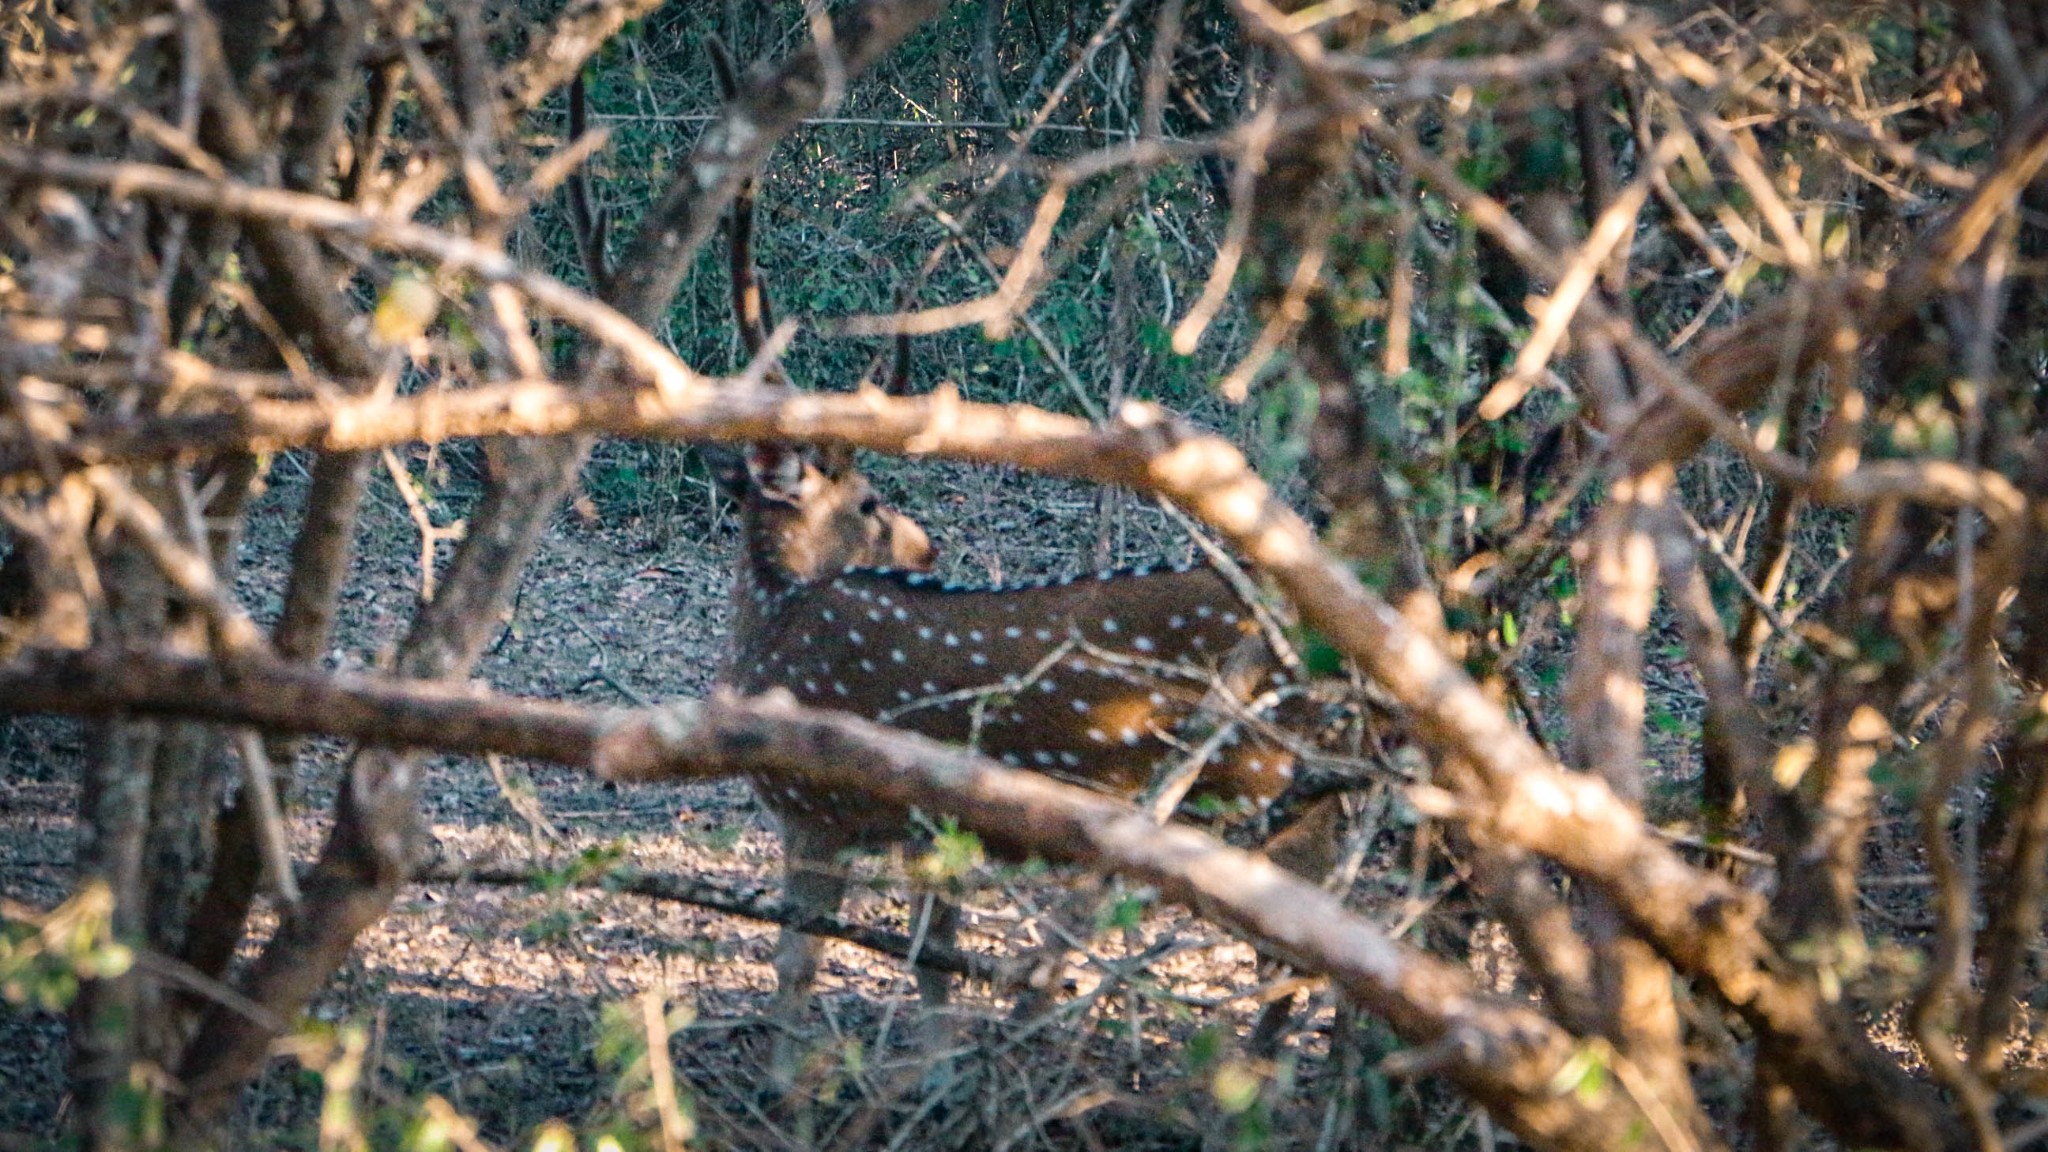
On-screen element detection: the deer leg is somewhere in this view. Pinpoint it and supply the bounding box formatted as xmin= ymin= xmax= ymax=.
xmin=1248 ymin=794 xmax=1346 ymax=1055
xmin=910 ymin=893 xmax=961 ymax=1008
xmin=1248 ymin=969 xmax=1302 ymax=1056
xmin=770 ymin=824 xmax=849 ymax=1085
xmin=909 ymin=893 xmax=966 ymax=1079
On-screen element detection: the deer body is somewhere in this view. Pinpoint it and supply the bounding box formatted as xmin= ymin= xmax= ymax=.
xmin=731 ymin=563 xmax=1303 ymax=842
xmin=723 ymin=445 xmax=1331 ymax=1071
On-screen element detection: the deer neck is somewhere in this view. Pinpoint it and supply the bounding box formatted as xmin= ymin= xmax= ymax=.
xmin=732 ymin=509 xmax=800 ymax=636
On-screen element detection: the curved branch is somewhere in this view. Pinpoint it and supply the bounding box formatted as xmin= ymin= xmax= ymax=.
xmin=0 ymin=645 xmax=1667 ymax=1151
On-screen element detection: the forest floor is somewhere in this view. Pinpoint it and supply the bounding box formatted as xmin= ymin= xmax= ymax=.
xmin=0 ymin=447 xmax=1444 ymax=1150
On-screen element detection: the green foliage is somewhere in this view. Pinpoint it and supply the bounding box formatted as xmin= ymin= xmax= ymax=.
xmin=1189 ymin=790 xmax=1253 ymax=819
xmin=692 ymin=822 xmax=744 ymax=853
xmin=1871 ymin=750 xmax=1922 ymax=805
xmin=1292 ymin=625 xmax=1346 ymax=679
xmin=1454 ymin=123 xmax=1512 ymax=192
xmin=909 ymin=820 xmax=986 ymax=886
xmin=1547 ymin=1040 xmax=1613 ymax=1104
xmin=1884 ymin=392 xmax=1963 ymax=458
xmin=483 ymin=841 xmax=633 ymax=910
xmin=581 ymin=441 xmax=709 ymax=522
xmin=1184 ymin=1023 xmax=1228 ymax=1070
xmin=0 ymin=881 xmax=132 ymax=1013
xmin=1252 ymin=370 xmax=1316 ymax=479
xmin=518 ymin=907 xmax=584 ymax=945
xmin=1647 ymin=702 xmax=1687 ymax=738
xmin=1102 ymin=890 xmax=1150 ymax=933
xmin=591 ymin=992 xmax=700 ymax=1148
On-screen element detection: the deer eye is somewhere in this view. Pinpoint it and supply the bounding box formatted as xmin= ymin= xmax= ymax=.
xmin=859 ymin=495 xmax=881 ymax=516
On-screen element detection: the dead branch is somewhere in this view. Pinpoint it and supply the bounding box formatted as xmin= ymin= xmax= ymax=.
xmin=502 ymin=0 xmax=673 ymax=115
xmin=0 ymin=641 xmax=1672 ymax=1149
xmin=423 ymin=860 xmax=1024 ymax=986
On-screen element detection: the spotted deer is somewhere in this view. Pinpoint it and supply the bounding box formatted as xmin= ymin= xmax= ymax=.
xmin=710 ymin=50 xmax=1334 ymax=1066
xmin=724 ymin=445 xmax=1339 ymax=1050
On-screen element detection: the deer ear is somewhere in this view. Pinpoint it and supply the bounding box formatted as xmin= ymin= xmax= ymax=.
xmin=700 ymin=443 xmax=748 ymax=499
xmin=706 ymin=35 xmax=740 ymax=101
xmin=746 ymin=442 xmax=809 ymax=503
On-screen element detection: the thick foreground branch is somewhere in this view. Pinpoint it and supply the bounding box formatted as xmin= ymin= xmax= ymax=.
xmin=1 ymin=646 xmax=603 ymax=764
xmin=2 ymin=647 xmax=1664 ymax=1150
